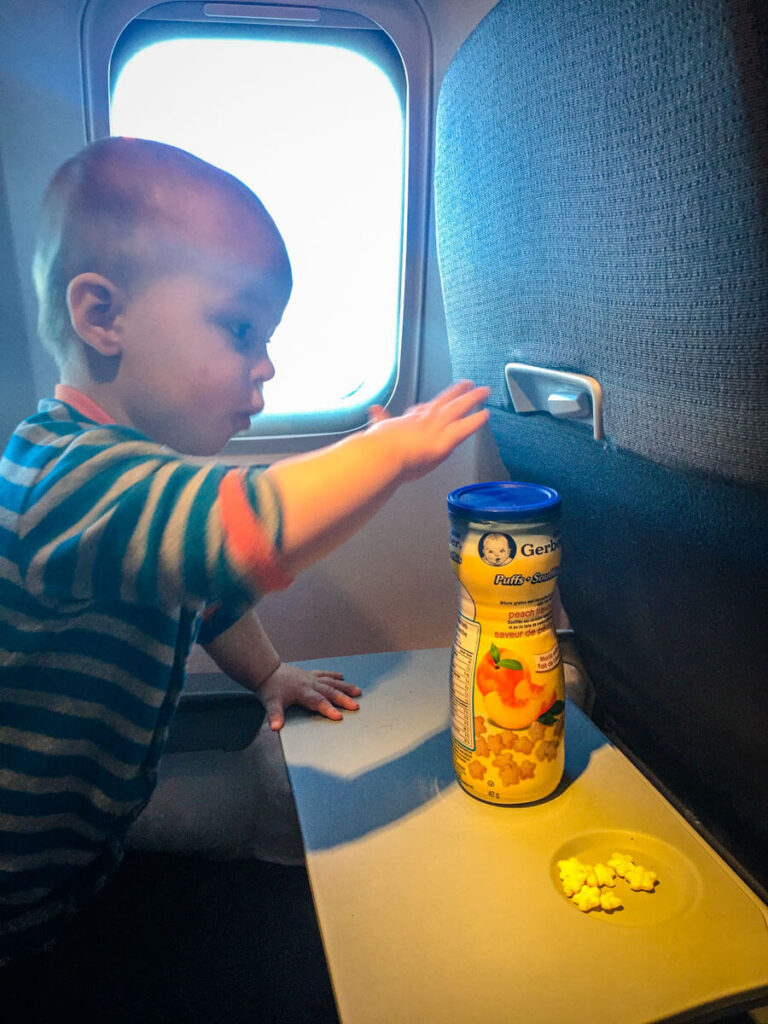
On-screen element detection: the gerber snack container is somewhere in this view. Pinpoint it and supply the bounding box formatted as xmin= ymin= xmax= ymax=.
xmin=447 ymin=482 xmax=565 ymax=804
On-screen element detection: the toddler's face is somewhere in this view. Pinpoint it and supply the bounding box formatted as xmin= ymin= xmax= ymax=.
xmin=114 ymin=210 xmax=291 ymax=455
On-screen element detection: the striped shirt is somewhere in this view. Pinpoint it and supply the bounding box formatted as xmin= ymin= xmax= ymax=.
xmin=0 ymin=389 xmax=290 ymax=963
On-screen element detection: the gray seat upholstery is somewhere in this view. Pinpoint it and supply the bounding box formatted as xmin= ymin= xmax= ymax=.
xmin=435 ymin=0 xmax=768 ymax=887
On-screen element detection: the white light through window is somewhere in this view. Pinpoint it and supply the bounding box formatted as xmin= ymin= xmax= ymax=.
xmin=110 ymin=36 xmax=404 ymax=433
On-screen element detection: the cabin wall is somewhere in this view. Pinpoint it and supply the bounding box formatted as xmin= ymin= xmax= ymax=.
xmin=0 ymin=150 xmax=36 ymax=431
xmin=0 ymin=0 xmax=505 ymax=664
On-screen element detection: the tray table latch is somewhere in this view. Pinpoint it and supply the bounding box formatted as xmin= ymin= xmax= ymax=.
xmin=504 ymin=363 xmax=604 ymax=440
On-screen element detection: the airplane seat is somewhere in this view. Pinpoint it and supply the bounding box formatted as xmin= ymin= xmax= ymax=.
xmin=434 ymin=0 xmax=768 ymax=888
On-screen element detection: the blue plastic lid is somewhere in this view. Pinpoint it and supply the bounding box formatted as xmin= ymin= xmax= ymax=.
xmin=447 ymin=481 xmax=561 ymax=522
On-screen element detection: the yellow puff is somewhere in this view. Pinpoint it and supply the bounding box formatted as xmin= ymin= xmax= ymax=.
xmin=607 ymin=852 xmax=636 ymax=878
xmin=625 ymin=865 xmax=658 ymax=892
xmin=557 ymin=858 xmax=591 ymax=897
xmin=599 ymin=890 xmax=623 ymax=911
xmin=572 ymin=885 xmax=602 ymax=912
xmin=557 ymin=856 xmax=587 ymax=878
xmin=561 ymin=874 xmax=585 ymax=897
xmin=594 ymin=862 xmax=617 ymax=887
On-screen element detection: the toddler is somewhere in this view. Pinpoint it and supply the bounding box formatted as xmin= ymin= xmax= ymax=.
xmin=0 ymin=137 xmax=489 ymax=964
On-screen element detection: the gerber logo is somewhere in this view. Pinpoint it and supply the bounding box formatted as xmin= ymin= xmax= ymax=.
xmin=520 ymin=538 xmax=560 ymax=557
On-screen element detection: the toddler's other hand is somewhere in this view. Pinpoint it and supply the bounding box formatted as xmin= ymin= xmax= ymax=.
xmin=369 ymin=380 xmax=490 ymax=483
xmin=257 ymin=663 xmax=361 ymax=731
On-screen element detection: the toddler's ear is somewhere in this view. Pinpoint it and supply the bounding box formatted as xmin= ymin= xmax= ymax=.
xmin=66 ymin=273 xmax=125 ymax=356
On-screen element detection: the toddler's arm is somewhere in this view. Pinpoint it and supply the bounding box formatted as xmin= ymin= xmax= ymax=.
xmin=265 ymin=380 xmax=490 ymax=575
xmin=203 ymin=607 xmax=362 ymax=730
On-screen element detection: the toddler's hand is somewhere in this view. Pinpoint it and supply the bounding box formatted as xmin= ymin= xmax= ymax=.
xmin=257 ymin=663 xmax=362 ymax=731
xmin=368 ymin=380 xmax=490 ymax=483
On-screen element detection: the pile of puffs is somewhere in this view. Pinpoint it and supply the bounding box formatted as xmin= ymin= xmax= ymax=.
xmin=557 ymin=852 xmax=659 ymax=913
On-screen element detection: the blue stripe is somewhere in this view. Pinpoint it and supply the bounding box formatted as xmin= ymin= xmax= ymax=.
xmin=0 ymin=742 xmax=151 ymax=805
xmin=0 ymin=702 xmax=149 ymax=765
xmin=16 ymin=478 xmax=115 ymax=581
xmin=0 ymin=576 xmax=179 ymax=643
xmin=1 ymin=431 xmax=61 ymax=468
xmin=0 ymin=785 xmax=122 ymax=834
xmin=22 ymin=440 xmax=113 ymax=503
xmin=0 ymin=477 xmax=29 ymax=514
xmin=20 ymin=444 xmax=163 ymax=543
xmin=0 ymin=858 xmax=98 ymax=898
xmin=0 ymin=576 xmax=74 ymax=620
xmin=0 ymin=827 xmax=100 ymax=858
xmin=249 ymin=470 xmax=283 ymax=548
xmin=0 ymin=624 xmax=171 ymax=696
xmin=136 ymin=468 xmax=190 ymax=600
xmin=43 ymin=532 xmax=78 ymax=597
xmin=182 ymin=469 xmax=224 ymax=596
xmin=0 ymin=666 xmax=166 ymax=731
xmin=26 ymin=465 xmax=140 ymax=558
xmin=93 ymin=471 xmax=161 ymax=601
xmin=0 ymin=523 xmax=17 ymax=557
xmin=19 ymin=415 xmax=82 ymax=437
xmin=119 ymin=600 xmax=180 ymax=645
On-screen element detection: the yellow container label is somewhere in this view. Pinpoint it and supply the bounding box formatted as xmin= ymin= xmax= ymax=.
xmin=449 ymin=518 xmax=565 ymax=804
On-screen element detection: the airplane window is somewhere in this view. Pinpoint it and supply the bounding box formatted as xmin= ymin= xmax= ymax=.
xmin=109 ymin=28 xmax=406 ymax=443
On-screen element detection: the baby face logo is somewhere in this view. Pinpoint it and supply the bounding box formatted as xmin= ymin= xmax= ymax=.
xmin=478 ymin=531 xmax=516 ymax=567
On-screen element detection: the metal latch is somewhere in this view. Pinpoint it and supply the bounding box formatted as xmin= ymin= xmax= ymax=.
xmin=504 ymin=363 xmax=604 ymax=441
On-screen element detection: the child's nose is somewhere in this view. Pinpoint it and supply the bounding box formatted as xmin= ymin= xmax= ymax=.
xmin=252 ymin=353 xmax=275 ymax=383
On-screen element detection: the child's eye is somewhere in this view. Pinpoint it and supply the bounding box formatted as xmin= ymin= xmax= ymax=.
xmin=225 ymin=321 xmax=254 ymax=351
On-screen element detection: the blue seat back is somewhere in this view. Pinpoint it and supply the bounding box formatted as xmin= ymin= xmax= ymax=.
xmin=435 ymin=0 xmax=768 ymax=886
